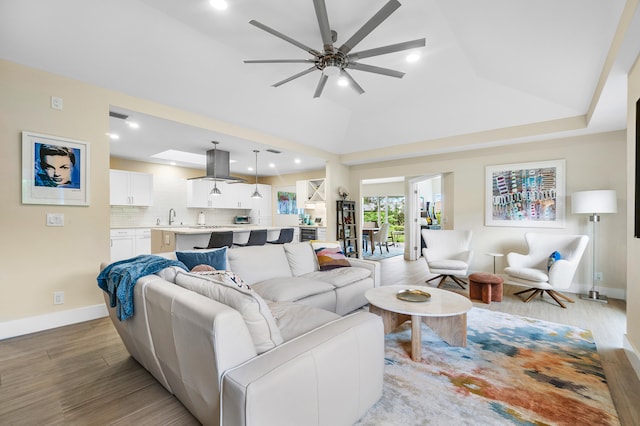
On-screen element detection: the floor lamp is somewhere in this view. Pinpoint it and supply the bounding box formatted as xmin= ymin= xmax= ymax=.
xmin=571 ymin=190 xmax=617 ymax=303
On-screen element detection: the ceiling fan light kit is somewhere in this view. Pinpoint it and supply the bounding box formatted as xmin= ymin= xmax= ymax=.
xmin=245 ymin=0 xmax=425 ymax=98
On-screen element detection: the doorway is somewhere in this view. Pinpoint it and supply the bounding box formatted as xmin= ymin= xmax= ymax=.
xmin=361 ymin=177 xmax=405 ymax=259
xmin=407 ymin=174 xmax=444 ymax=261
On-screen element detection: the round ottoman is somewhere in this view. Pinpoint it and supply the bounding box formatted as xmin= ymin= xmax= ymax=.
xmin=468 ymin=272 xmax=503 ymax=304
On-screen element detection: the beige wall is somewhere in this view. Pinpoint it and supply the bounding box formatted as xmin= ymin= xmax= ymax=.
xmin=626 ymin=56 xmax=640 ymax=369
xmin=0 ymin=61 xmax=111 ymax=322
xmin=349 ymin=131 xmax=628 ymax=298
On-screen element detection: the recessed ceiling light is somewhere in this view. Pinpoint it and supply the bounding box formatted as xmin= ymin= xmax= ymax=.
xmin=406 ymin=53 xmax=420 ymax=63
xmin=269 ymin=163 xmax=275 ymax=168
xmin=248 ymin=166 xmax=254 ymax=171
xmin=107 ymin=133 xmax=120 ymax=140
xmin=151 ymin=150 xmax=205 ymax=166
xmin=169 ymin=162 xmax=176 ymax=166
xmin=337 ymin=77 xmax=349 ymax=87
xmin=294 ymin=158 xmax=301 ymax=164
xmin=209 ymin=0 xmax=228 ymax=10
xmin=127 ymin=121 xmax=140 ymax=129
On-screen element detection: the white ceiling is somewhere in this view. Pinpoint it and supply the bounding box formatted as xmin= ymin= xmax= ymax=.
xmin=1 ymin=0 xmax=639 ymax=176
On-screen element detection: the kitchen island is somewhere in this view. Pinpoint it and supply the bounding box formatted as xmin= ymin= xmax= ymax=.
xmin=151 ymin=226 xmax=284 ymax=252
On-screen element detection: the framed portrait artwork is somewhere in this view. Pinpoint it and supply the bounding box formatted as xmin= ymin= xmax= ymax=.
xmin=485 ymin=159 xmax=565 ymax=228
xmin=21 ymin=131 xmax=90 ymax=206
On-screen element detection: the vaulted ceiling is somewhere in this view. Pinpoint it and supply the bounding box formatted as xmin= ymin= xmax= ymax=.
xmin=1 ymin=0 xmax=639 ymax=175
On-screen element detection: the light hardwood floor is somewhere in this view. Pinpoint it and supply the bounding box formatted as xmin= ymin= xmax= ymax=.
xmin=1 ymin=256 xmax=639 ymax=425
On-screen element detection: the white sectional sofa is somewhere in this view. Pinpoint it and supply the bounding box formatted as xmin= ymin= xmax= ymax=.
xmin=101 ymin=242 xmax=383 ymax=426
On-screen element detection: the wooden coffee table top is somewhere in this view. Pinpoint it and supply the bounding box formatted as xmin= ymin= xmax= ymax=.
xmin=365 ymin=285 xmax=472 ymax=317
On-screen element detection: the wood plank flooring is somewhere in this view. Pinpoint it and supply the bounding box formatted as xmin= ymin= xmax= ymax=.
xmin=1 ymin=256 xmax=638 ymax=425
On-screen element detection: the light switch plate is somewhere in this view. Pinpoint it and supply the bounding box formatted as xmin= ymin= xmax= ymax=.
xmin=47 ymin=213 xmax=64 ymax=226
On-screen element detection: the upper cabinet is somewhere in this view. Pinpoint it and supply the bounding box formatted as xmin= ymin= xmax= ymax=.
xmin=187 ymin=180 xmax=262 ymax=209
xmin=297 ymin=178 xmax=325 ymax=206
xmin=110 ymin=170 xmax=153 ymax=206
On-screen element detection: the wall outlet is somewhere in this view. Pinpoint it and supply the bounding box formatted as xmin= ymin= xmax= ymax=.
xmin=54 ymin=291 xmax=64 ymax=305
xmin=51 ymin=96 xmax=63 ymax=110
xmin=594 ymin=271 xmax=603 ymax=282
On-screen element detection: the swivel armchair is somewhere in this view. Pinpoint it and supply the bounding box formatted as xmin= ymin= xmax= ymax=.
xmin=421 ymin=229 xmax=473 ymax=289
xmin=504 ymin=233 xmax=589 ymax=308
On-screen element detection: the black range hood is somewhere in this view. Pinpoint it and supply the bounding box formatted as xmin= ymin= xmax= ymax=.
xmin=189 ymin=148 xmax=246 ymax=182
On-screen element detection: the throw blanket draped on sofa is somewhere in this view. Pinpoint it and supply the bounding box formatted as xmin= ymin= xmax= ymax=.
xmin=97 ymin=255 xmax=186 ymax=320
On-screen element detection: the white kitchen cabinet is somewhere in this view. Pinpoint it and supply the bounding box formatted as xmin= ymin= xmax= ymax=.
xmin=187 ymin=179 xmax=212 ymax=208
xmin=187 ymin=181 xmax=258 ymax=209
xmin=110 ymin=229 xmax=135 ymax=261
xmin=250 ymin=184 xmax=272 ymax=225
xmin=110 ymin=170 xmax=153 ymax=206
xmin=110 ymin=228 xmax=151 ymax=261
xmin=134 ymin=228 xmax=151 ymax=255
xmin=296 ymin=178 xmax=325 ymax=206
xmin=317 ymin=227 xmax=327 ymax=241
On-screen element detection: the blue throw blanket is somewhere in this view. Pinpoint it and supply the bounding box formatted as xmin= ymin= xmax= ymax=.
xmin=97 ymin=255 xmax=187 ymax=321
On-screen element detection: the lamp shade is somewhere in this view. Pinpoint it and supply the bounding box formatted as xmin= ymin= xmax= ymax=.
xmin=571 ymin=190 xmax=617 ymax=214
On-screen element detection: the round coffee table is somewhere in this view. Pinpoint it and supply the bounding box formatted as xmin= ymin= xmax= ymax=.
xmin=365 ymin=285 xmax=472 ymax=361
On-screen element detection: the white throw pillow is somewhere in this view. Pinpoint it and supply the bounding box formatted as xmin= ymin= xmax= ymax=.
xmin=175 ymin=270 xmax=283 ymax=353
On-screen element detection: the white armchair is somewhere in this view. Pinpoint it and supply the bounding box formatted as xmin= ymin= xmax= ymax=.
xmin=421 ymin=229 xmax=473 ymax=289
xmin=504 ymin=233 xmax=589 ymax=308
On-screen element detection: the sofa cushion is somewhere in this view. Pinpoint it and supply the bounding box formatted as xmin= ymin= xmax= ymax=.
xmin=311 ymin=241 xmax=351 ymax=271
xmin=176 ymin=247 xmax=227 ymax=271
xmin=174 ymin=270 xmax=283 ymax=354
xmin=267 ymin=301 xmax=340 ymax=342
xmin=283 ymin=242 xmax=318 ymax=276
xmin=252 ymin=277 xmax=335 ymax=303
xmin=227 ymin=245 xmax=293 ymax=285
xmin=301 ymin=266 xmax=372 ymax=288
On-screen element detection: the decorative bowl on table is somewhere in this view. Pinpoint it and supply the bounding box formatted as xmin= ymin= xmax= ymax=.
xmin=396 ymin=288 xmax=431 ymax=302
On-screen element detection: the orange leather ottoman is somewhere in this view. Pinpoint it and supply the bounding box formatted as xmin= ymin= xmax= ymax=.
xmin=469 ymin=272 xmax=503 ymax=304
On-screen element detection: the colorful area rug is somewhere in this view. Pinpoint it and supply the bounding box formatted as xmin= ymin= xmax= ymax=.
xmin=356 ymin=308 xmax=619 ymax=425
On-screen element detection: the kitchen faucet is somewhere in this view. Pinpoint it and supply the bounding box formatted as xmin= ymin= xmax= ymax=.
xmin=169 ymin=208 xmax=176 ymax=226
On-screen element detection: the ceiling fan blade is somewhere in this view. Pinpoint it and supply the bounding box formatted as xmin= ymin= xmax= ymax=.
xmin=245 ymin=59 xmax=316 ymax=64
xmin=340 ymin=70 xmax=365 ymax=95
xmin=338 ymin=0 xmax=401 ymax=55
xmin=249 ymin=20 xmax=321 ymax=57
xmin=347 ymin=38 xmax=426 ymax=61
xmin=313 ymin=74 xmax=329 ymax=98
xmin=347 ymin=62 xmax=405 ymax=78
xmin=313 ymin=0 xmax=334 ymax=53
xmin=273 ymin=66 xmax=318 ymax=87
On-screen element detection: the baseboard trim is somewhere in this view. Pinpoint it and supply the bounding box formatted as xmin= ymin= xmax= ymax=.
xmin=623 ymin=334 xmax=640 ymax=381
xmin=0 ymin=304 xmax=108 ymax=340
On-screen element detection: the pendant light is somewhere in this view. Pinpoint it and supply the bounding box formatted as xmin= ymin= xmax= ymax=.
xmin=251 ymin=149 xmax=262 ymax=199
xmin=209 ymin=141 xmax=222 ymax=196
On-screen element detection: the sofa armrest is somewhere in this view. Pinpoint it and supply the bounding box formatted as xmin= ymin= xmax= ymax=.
xmin=347 ymin=258 xmax=381 ymax=287
xmin=221 ymin=311 xmax=384 ymax=426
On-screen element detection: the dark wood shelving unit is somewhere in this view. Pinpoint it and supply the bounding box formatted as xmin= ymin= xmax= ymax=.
xmin=337 ymin=200 xmax=359 ymax=258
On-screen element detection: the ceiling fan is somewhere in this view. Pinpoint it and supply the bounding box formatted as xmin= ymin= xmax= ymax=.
xmin=244 ymin=0 xmax=426 ymax=98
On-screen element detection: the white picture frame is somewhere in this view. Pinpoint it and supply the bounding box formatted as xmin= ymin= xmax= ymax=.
xmin=21 ymin=131 xmax=90 ymax=206
xmin=485 ymin=159 xmax=565 ymax=228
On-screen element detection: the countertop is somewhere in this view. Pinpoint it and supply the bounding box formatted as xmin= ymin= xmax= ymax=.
xmin=151 ymin=225 xmax=283 ymax=235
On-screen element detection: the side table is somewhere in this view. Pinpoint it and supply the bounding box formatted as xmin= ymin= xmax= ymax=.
xmin=486 ymin=252 xmax=504 ymax=274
